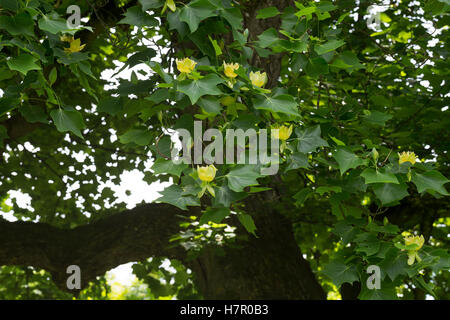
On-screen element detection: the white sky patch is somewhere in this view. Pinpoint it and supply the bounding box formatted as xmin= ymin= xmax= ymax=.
xmin=107 ymin=262 xmax=137 ymax=287
xmin=100 ymin=169 xmax=171 ymax=209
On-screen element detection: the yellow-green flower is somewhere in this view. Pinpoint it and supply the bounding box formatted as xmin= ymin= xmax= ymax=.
xmin=166 ymin=0 xmax=176 ymax=12
xmin=249 ymin=71 xmax=267 ymax=87
xmin=398 ymin=151 xmax=417 ymax=165
xmin=60 ymin=34 xmax=73 ymax=42
xmin=197 ymin=165 xmax=217 ymax=182
xmin=272 ymin=125 xmax=293 ymax=141
xmin=63 ymin=38 xmax=86 ymax=53
xmin=176 ymin=57 xmax=197 ymax=74
xmin=404 ymin=234 xmax=424 ymax=265
xmin=223 ymin=62 xmax=239 ymax=78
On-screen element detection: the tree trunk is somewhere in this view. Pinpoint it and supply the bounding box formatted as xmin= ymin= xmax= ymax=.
xmin=189 ymin=208 xmax=326 ymax=299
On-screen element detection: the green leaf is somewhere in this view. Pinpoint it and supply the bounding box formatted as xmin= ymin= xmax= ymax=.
xmin=333 ymin=147 xmax=365 ymax=175
xmin=38 ymin=15 xmax=70 ymax=34
xmin=48 ymin=67 xmax=57 ymax=86
xmin=151 ymin=158 xmax=187 ymax=177
xmin=97 ymin=97 xmax=124 ymax=116
xmin=227 ymin=165 xmax=262 ymax=192
xmin=126 ymin=48 xmax=157 ymax=68
xmin=362 ymin=110 xmax=393 ymax=126
xmin=0 ymin=97 xmax=19 ymax=116
xmin=147 ymin=61 xmax=173 ymax=83
xmin=429 ymin=249 xmax=450 ymax=273
xmin=355 ymin=233 xmax=381 ymax=256
xmin=156 ymin=185 xmax=200 ymax=210
xmin=124 ymin=99 xmax=151 ymax=117
xmin=257 ymin=28 xmax=279 ymax=48
xmin=19 ymin=104 xmax=48 ymax=124
xmin=199 ymin=207 xmax=230 ymax=224
xmin=332 ymin=220 xmax=361 ymax=244
xmin=295 ymin=6 xmax=317 ymax=17
xmin=119 ymin=6 xmax=158 ymax=27
xmin=256 ymin=6 xmax=280 ymax=19
xmin=208 ymin=35 xmax=222 ymax=56
xmin=295 ymin=125 xmax=329 ymax=153
xmin=293 ymin=188 xmax=312 ymax=206
xmin=197 ymin=96 xmax=222 ymax=115
xmin=7 ymin=54 xmax=41 ymax=75
xmin=361 ymin=168 xmax=399 ymax=184
xmin=305 ymin=57 xmax=329 ymax=78
xmin=372 ymin=183 xmax=409 ymax=205
xmin=177 ymin=74 xmax=224 ymax=104
xmin=367 ymin=221 xmax=400 ymax=234
xmin=139 ymin=0 xmax=165 ymax=10
xmin=253 ymin=94 xmax=300 ymax=117
xmin=413 ymin=277 xmax=437 ymax=299
xmin=0 ymin=67 xmax=14 ymax=81
xmin=286 ymin=152 xmax=310 ymax=171
xmin=316 ymin=1 xmax=338 ymax=13
xmin=50 ymin=108 xmax=86 ymax=139
xmin=277 ymin=39 xmax=308 ymax=53
xmin=380 ymin=248 xmax=409 ymax=281
xmin=358 ymin=281 xmax=398 ymax=300
xmin=314 ymin=39 xmax=345 ymax=55
xmin=119 ymin=129 xmax=152 ymax=146
xmin=322 ymin=259 xmax=359 ymax=288
xmin=213 ymin=185 xmax=247 ymax=207
xmin=331 ymin=51 xmax=365 ymax=73
xmin=329 ymin=135 xmax=346 ymax=146
xmin=54 ymin=49 xmax=89 ymax=65
xmin=0 ymin=0 xmax=18 ymax=12
xmin=0 ymin=12 xmax=34 ymax=36
xmin=411 ymin=170 xmax=449 ymax=195
xmin=179 ymin=0 xmax=217 ymax=33
xmin=316 ymin=186 xmax=342 ymax=195
xmin=238 ymin=213 xmax=257 ymax=236
xmin=146 ymin=88 xmax=169 ymax=104
xmin=220 ymin=7 xmax=243 ymax=28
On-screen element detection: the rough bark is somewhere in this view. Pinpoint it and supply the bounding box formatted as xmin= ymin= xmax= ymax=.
xmin=243 ymin=0 xmax=293 ymax=88
xmin=189 ymin=208 xmax=326 ymax=299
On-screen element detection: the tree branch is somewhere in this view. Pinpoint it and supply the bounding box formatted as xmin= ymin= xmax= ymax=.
xmin=0 ymin=203 xmax=198 ymax=292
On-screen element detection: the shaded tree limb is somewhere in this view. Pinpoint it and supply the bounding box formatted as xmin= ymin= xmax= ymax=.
xmin=0 ymin=203 xmax=192 ymax=292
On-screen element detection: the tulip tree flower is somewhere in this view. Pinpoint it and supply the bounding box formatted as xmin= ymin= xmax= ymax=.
xmin=163 ymin=0 xmax=176 ymax=13
xmin=272 ymin=125 xmax=293 ymax=141
xmin=272 ymin=125 xmax=293 ymax=153
xmin=63 ymin=38 xmax=86 ymax=54
xmin=249 ymin=71 xmax=267 ymax=87
xmin=198 ymin=165 xmax=217 ymax=182
xmin=398 ymin=151 xmax=417 ymax=165
xmin=223 ymin=62 xmax=239 ymax=78
xmin=404 ymin=234 xmax=424 ymax=265
xmin=197 ymin=165 xmax=217 ymax=197
xmin=176 ymin=57 xmax=197 ymax=74
xmin=60 ymin=34 xmax=73 ymax=42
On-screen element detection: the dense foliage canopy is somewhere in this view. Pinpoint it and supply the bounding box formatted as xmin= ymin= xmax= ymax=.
xmin=0 ymin=0 xmax=449 ymax=300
